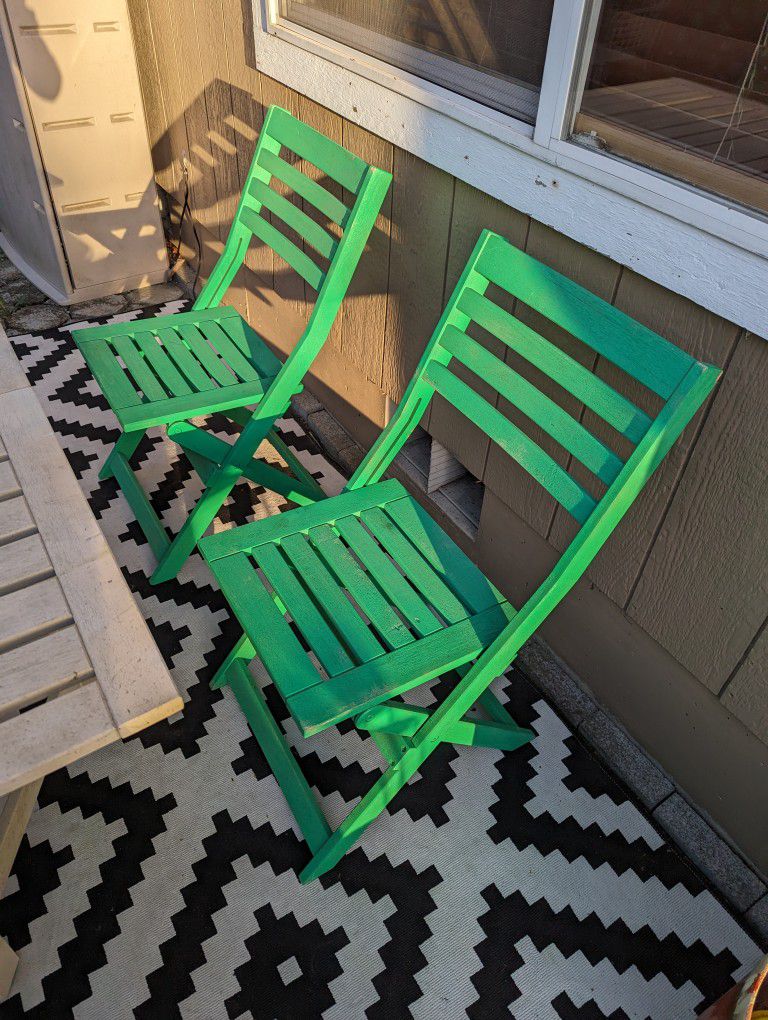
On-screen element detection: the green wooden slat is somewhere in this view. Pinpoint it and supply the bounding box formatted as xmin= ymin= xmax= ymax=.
xmin=333 ymin=514 xmax=442 ymax=638
xmin=384 ymin=495 xmax=508 ymax=615
xmin=176 ymin=324 xmax=236 ymax=386
xmin=266 ymin=106 xmax=368 ymax=193
xmin=254 ymin=543 xmax=354 ymax=676
xmin=240 ymin=207 xmax=326 ymax=292
xmin=457 ymin=288 xmax=653 ymax=445
xmin=257 ymin=148 xmax=350 ymax=225
xmin=424 ymin=363 xmax=598 ymax=523
xmin=476 ymin=233 xmax=692 ymax=399
xmin=201 ymin=321 xmax=262 ymax=383
xmin=288 ymin=602 xmax=517 ymax=735
xmin=71 ymin=304 xmax=240 ymax=344
xmin=356 ymin=701 xmax=534 ymax=752
xmin=308 ymin=524 xmax=415 ymax=651
xmin=216 ymin=316 xmax=282 ymax=380
xmin=200 ymin=478 xmax=405 ymax=561
xmin=119 ymin=379 xmax=265 ymax=430
xmin=111 ymin=336 xmax=168 ymax=402
xmin=441 ymin=326 xmax=624 ymax=485
xmin=80 ymin=340 xmax=142 ymax=409
xmin=154 ymin=327 xmax=216 ymax=391
xmin=248 ymin=178 xmax=338 ymax=260
xmin=280 ymin=532 xmax=384 ymax=664
xmin=214 ymin=550 xmax=323 ymax=699
xmin=355 ymin=508 xmax=469 ymax=625
xmin=133 ymin=333 xmax=193 ymax=397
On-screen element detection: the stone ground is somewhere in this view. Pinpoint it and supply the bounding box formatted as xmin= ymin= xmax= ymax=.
xmin=0 ymin=249 xmax=185 ymax=336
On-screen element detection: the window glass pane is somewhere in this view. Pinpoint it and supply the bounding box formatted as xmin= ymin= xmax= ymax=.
xmin=278 ymin=0 xmax=555 ymax=122
xmin=575 ymin=2 xmax=768 ymax=214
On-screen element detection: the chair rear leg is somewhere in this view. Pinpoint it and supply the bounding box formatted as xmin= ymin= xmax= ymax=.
xmin=265 ymin=427 xmax=325 ymax=500
xmin=299 ymin=739 xmax=438 ymax=883
xmin=150 ymin=461 xmax=242 ymax=584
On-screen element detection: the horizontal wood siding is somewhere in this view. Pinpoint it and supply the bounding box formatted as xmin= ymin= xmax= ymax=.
xmin=129 ymin=0 xmax=768 ymax=826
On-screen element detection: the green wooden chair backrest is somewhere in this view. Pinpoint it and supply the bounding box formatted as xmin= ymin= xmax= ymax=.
xmin=348 ymin=228 xmax=721 ymax=654
xmin=193 ymin=104 xmax=392 ymax=416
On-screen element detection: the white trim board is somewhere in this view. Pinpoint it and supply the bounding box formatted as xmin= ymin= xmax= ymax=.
xmin=253 ymin=5 xmax=768 ymax=339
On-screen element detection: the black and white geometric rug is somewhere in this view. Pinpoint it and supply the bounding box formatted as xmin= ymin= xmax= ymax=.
xmin=0 ymin=303 xmax=760 ymax=1019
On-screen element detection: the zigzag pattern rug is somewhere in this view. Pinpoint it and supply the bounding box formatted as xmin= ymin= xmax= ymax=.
xmin=0 ymin=302 xmax=760 ymax=1019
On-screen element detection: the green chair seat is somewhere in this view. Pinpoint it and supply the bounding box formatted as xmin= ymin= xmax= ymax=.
xmin=202 ymin=477 xmax=517 ymax=737
xmin=76 ymin=305 xmax=282 ymax=431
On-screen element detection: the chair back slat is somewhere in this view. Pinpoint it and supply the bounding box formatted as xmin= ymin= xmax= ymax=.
xmin=440 ymin=326 xmax=624 ymax=485
xmin=256 ymin=148 xmax=349 ymax=226
xmin=456 ymin=288 xmax=653 ymax=444
xmin=475 ymin=233 xmax=691 ymax=399
xmin=247 ymin=177 xmax=338 ymax=260
xmin=348 ymin=229 xmax=717 ymax=533
xmin=423 ymin=361 xmax=598 ymax=523
xmin=194 ymin=105 xmax=390 ymax=323
xmin=265 ymin=105 xmax=369 ymax=193
xmin=239 ymin=206 xmax=326 ymax=292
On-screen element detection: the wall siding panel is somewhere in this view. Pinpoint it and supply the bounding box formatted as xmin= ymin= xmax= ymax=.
xmin=629 ymin=331 xmax=768 ymax=693
xmin=381 ymin=149 xmax=454 ymax=402
xmin=338 ymin=121 xmax=393 ymax=388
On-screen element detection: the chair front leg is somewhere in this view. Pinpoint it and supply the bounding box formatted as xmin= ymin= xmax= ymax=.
xmin=99 ymin=428 xmax=146 ymax=481
xmin=299 ymin=739 xmax=437 ymax=883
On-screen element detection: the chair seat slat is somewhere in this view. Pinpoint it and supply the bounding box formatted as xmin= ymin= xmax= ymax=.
xmin=112 ymin=336 xmax=168 ymax=403
xmin=133 ymin=333 xmax=193 ymax=397
xmin=333 ymin=514 xmax=443 ymax=637
xmin=308 ymin=524 xmax=415 ymax=651
xmin=201 ymin=322 xmax=263 ymax=383
xmin=457 ymin=288 xmax=653 ymax=445
xmin=423 ymin=362 xmax=598 ymax=523
xmin=215 ymin=552 xmax=323 ymax=700
xmin=154 ymin=328 xmax=217 ymax=392
xmin=441 ymin=326 xmax=625 ymax=485
xmin=248 ymin=178 xmax=338 ymax=260
xmin=383 ymin=495 xmax=507 ymax=614
xmin=176 ymin=325 xmax=236 ymax=387
xmin=280 ymin=532 xmax=385 ymax=664
xmin=79 ymin=341 xmax=142 ymax=409
xmin=254 ymin=543 xmax=354 ymax=677
xmin=354 ymin=508 xmax=468 ymax=626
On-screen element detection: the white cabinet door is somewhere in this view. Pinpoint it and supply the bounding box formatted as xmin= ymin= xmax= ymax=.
xmin=5 ymin=0 xmax=166 ymax=289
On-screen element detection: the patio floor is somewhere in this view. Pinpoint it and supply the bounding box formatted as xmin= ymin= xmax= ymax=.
xmin=0 ymin=299 xmax=761 ymax=1019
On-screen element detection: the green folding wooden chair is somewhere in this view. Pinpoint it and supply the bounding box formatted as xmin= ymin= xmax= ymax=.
xmin=200 ymin=228 xmax=721 ymax=883
xmin=72 ymin=105 xmax=391 ymax=584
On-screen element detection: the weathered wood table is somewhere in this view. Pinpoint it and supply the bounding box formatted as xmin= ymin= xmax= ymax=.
xmin=0 ymin=326 xmax=183 ymax=997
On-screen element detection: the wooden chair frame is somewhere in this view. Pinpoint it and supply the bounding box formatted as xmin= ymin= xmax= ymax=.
xmin=202 ymin=228 xmax=721 ymax=882
xmin=73 ymin=105 xmax=391 ymax=584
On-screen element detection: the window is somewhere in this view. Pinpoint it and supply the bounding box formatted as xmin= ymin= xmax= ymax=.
xmin=276 ymin=0 xmax=556 ymax=122
xmin=573 ymin=2 xmax=768 ymax=214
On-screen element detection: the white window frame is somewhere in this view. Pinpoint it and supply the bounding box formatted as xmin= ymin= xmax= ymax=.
xmin=255 ymin=0 xmax=768 ymax=337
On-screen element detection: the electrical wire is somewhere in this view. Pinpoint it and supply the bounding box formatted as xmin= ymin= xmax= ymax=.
xmin=169 ymin=167 xmax=202 ymax=298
